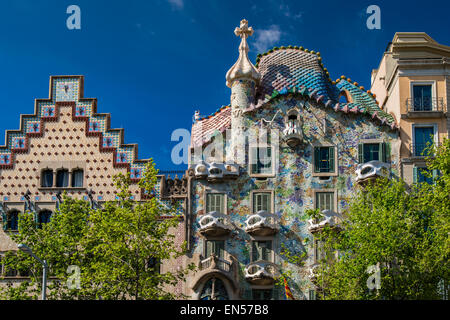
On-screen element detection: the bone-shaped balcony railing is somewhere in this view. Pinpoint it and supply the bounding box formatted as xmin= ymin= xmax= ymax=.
xmin=244 ymin=260 xmax=279 ymax=283
xmin=198 ymin=211 xmax=233 ymax=235
xmin=355 ymin=160 xmax=390 ymax=182
xmin=191 ymin=161 xmax=240 ymax=181
xmin=244 ymin=210 xmax=279 ymax=235
xmin=307 ymin=209 xmax=340 ymax=233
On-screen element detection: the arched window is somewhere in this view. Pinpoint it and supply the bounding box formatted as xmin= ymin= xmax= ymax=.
xmin=71 ymin=169 xmax=84 ymax=188
xmin=56 ymin=169 xmax=69 ymax=187
xmin=38 ymin=210 xmax=52 ymax=228
xmin=41 ymin=169 xmax=53 ymax=187
xmin=200 ymin=277 xmax=229 ymax=300
xmin=6 ymin=210 xmax=19 ymax=231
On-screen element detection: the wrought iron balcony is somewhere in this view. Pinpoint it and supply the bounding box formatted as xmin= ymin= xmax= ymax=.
xmin=307 ymin=209 xmax=341 ymax=233
xmin=198 ymin=211 xmax=233 ymax=237
xmin=355 ymin=160 xmax=390 ymax=183
xmin=244 ymin=210 xmax=279 ymax=236
xmin=409 ymin=143 xmax=438 ymax=158
xmin=405 ymin=97 xmax=445 ymax=114
xmin=244 ymin=260 xmax=279 ymax=285
xmin=308 ymin=264 xmax=319 ymax=284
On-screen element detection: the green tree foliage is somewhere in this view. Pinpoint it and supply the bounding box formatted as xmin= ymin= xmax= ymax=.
xmin=0 ymin=160 xmax=195 ymax=300
xmin=315 ymin=139 xmax=449 ymax=299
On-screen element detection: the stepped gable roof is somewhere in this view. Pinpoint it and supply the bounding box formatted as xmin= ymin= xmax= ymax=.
xmin=191 ymin=106 xmax=231 ymax=148
xmin=0 ymin=75 xmax=150 ymax=181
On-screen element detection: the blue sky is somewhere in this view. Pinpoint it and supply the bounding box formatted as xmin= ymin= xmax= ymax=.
xmin=0 ymin=0 xmax=449 ymax=171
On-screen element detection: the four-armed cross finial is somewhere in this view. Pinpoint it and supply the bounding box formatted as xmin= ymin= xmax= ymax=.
xmin=234 ymin=19 xmax=254 ymax=39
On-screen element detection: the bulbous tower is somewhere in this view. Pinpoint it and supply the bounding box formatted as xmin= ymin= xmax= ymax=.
xmin=225 ymin=19 xmax=260 ymax=165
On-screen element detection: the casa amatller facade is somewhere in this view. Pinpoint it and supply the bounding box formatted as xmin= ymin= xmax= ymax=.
xmin=0 ymin=20 xmax=448 ymax=300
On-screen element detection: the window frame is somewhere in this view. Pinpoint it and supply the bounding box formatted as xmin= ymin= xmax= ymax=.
xmin=41 ymin=168 xmax=54 ymax=187
xmin=312 ymin=144 xmax=338 ymax=177
xmin=313 ymin=189 xmax=338 ymax=214
xmin=412 ymin=123 xmax=438 ymax=157
xmin=71 ymin=168 xmax=84 ymax=188
xmin=250 ymin=239 xmax=274 ymax=263
xmin=248 ymin=144 xmax=276 ymax=178
xmin=250 ymin=190 xmax=274 ymax=214
xmin=410 ymin=81 xmax=437 ymax=112
xmin=205 ymin=193 xmax=227 ymax=214
xmin=358 ymin=139 xmax=388 ymax=163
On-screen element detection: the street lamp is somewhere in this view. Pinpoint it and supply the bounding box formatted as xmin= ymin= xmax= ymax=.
xmin=18 ymin=244 xmax=48 ymax=300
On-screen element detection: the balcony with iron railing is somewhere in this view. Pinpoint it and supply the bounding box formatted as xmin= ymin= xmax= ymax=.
xmin=403 ymin=97 xmax=445 ymax=118
xmin=199 ymin=253 xmax=234 ymax=274
xmin=409 ymin=143 xmax=439 ymax=158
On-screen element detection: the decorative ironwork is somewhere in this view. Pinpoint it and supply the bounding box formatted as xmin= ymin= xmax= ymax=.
xmin=406 ymin=97 xmax=444 ymax=112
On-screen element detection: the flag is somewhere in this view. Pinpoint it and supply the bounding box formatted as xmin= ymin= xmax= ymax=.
xmin=284 ymin=277 xmax=295 ymax=300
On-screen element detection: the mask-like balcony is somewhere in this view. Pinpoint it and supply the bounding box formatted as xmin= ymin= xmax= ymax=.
xmin=283 ymin=120 xmax=303 ymax=148
xmin=244 ymin=210 xmax=279 ymax=236
xmin=244 ymin=261 xmax=279 ymax=285
xmin=190 ymin=161 xmax=239 ymax=182
xmin=307 ymin=209 xmax=341 ymax=233
xmin=308 ymin=264 xmax=319 ymax=284
xmin=198 ymin=211 xmax=233 ymax=237
xmin=355 ymin=160 xmax=390 ymax=184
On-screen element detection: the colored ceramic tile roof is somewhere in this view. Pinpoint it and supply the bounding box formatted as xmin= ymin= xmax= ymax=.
xmin=191 ymin=106 xmax=231 ymax=147
xmin=253 ymin=47 xmax=397 ymax=129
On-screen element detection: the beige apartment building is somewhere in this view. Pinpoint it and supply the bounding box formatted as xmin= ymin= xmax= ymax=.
xmin=370 ymin=32 xmax=450 ymax=185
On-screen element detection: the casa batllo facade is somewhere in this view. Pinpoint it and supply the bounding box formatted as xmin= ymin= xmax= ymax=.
xmin=181 ymin=20 xmax=401 ymax=300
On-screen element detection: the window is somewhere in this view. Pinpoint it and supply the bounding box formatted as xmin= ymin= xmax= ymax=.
xmin=314 ymin=146 xmax=335 ymax=173
xmin=147 ymin=257 xmax=161 ymax=274
xmin=250 ymin=146 xmax=272 ymax=175
xmin=358 ymin=142 xmax=387 ymax=163
xmin=38 ymin=210 xmax=52 ymax=228
xmin=252 ymin=192 xmax=272 ymax=213
xmin=308 ymin=289 xmax=316 ymax=300
xmin=252 ymin=289 xmax=273 ymax=300
xmin=71 ymin=169 xmax=84 ymax=187
xmin=56 ymin=169 xmax=69 ymax=187
xmin=41 ymin=169 xmax=53 ymax=187
xmin=252 ymin=240 xmax=272 ymax=262
xmin=412 ymin=84 xmax=432 ymax=111
xmin=414 ymin=167 xmax=438 ymax=185
xmin=413 ymin=126 xmax=435 ymax=157
xmin=200 ymin=277 xmax=229 ymax=300
xmin=206 ymin=193 xmax=225 ymax=214
xmin=205 ymin=240 xmax=225 ymax=259
xmin=5 ymin=210 xmax=19 ymax=231
xmin=315 ymin=192 xmax=334 ymax=212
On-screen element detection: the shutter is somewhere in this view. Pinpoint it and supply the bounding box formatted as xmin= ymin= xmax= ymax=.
xmin=413 ymin=167 xmax=418 ymax=183
xmin=329 ymin=147 xmax=335 ymax=172
xmin=432 ymin=169 xmax=439 ymax=182
xmin=34 ymin=211 xmax=39 ymax=228
xmin=251 ymin=147 xmax=258 ymax=174
xmin=314 ymin=147 xmax=320 ymax=172
xmin=358 ymin=143 xmax=363 ymax=163
xmin=1 ymin=212 xmax=6 ymax=231
xmin=380 ymin=142 xmax=387 ymax=163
